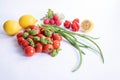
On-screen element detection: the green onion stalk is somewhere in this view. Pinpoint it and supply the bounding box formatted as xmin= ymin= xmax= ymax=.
xmin=39 ymin=24 xmax=104 ymax=72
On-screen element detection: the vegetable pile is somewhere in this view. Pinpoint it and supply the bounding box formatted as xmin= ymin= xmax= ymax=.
xmin=3 ymin=9 xmax=104 ymax=72
xmin=17 ymin=25 xmax=62 ymax=57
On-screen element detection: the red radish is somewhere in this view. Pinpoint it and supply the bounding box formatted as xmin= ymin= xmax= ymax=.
xmin=17 ymin=32 xmax=23 ymax=38
xmin=29 ymin=25 xmax=37 ymax=30
xmin=53 ymin=14 xmax=59 ymax=20
xmin=43 ymin=18 xmax=50 ymax=24
xmin=55 ymin=20 xmax=62 ymax=26
xmin=49 ymin=19 xmax=55 ymax=25
xmin=52 ymin=33 xmax=62 ymax=41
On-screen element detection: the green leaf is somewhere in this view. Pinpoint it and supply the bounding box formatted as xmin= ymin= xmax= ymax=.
xmin=22 ymin=32 xmax=29 ymax=38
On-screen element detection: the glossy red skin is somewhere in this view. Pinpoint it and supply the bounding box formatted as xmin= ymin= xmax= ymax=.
xmin=24 ymin=46 xmax=35 ymax=57
xmin=21 ymin=40 xmax=29 ymax=48
xmin=40 ymin=27 xmax=45 ymax=34
xmin=17 ymin=37 xmax=25 ymax=45
xmin=49 ymin=19 xmax=55 ymax=25
xmin=53 ymin=14 xmax=59 ymax=20
xmin=36 ymin=34 xmax=44 ymax=38
xmin=64 ymin=20 xmax=71 ymax=29
xmin=27 ymin=35 xmax=33 ymax=39
xmin=72 ymin=18 xmax=79 ymax=23
xmin=53 ymin=40 xmax=60 ymax=49
xmin=35 ymin=43 xmax=43 ymax=53
xmin=52 ymin=33 xmax=62 ymax=41
xmin=17 ymin=32 xmax=23 ymax=38
xmin=43 ymin=44 xmax=53 ymax=54
xmin=29 ymin=25 xmax=38 ymax=30
xmin=55 ymin=20 xmax=62 ymax=26
xmin=44 ymin=18 xmax=50 ymax=24
xmin=71 ymin=22 xmax=80 ymax=32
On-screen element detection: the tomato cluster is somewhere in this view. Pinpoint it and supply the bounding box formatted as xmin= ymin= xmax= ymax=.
xmin=16 ymin=25 xmax=62 ymax=57
xmin=64 ymin=18 xmax=80 ymax=32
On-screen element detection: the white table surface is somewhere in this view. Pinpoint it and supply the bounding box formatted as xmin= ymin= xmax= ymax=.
xmin=0 ymin=0 xmax=120 ymax=80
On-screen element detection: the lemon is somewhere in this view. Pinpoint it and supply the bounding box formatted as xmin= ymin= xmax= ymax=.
xmin=19 ymin=14 xmax=37 ymax=28
xmin=81 ymin=20 xmax=94 ymax=32
xmin=3 ymin=20 xmax=22 ymax=36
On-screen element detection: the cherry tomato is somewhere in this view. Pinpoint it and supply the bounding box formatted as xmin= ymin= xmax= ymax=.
xmin=53 ymin=40 xmax=60 ymax=49
xmin=29 ymin=25 xmax=37 ymax=30
xmin=52 ymin=33 xmax=62 ymax=41
xmin=27 ymin=35 xmax=33 ymax=39
xmin=43 ymin=44 xmax=53 ymax=54
xmin=35 ymin=43 xmax=43 ymax=53
xmin=24 ymin=46 xmax=35 ymax=57
xmin=36 ymin=34 xmax=44 ymax=38
xmin=21 ymin=40 xmax=29 ymax=48
xmin=17 ymin=32 xmax=23 ymax=38
xmin=17 ymin=37 xmax=25 ymax=45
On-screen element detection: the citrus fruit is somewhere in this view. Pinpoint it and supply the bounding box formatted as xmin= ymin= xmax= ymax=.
xmin=3 ymin=20 xmax=22 ymax=36
xmin=81 ymin=20 xmax=94 ymax=32
xmin=19 ymin=14 xmax=37 ymax=28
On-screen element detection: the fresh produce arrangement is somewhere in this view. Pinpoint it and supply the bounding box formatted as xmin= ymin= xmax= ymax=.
xmin=3 ymin=9 xmax=104 ymax=72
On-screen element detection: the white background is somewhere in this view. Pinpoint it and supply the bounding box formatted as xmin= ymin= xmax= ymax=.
xmin=0 ymin=0 xmax=120 ymax=80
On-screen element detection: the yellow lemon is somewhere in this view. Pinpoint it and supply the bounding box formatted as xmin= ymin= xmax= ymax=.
xmin=81 ymin=20 xmax=94 ymax=32
xmin=3 ymin=20 xmax=22 ymax=36
xmin=19 ymin=14 xmax=37 ymax=28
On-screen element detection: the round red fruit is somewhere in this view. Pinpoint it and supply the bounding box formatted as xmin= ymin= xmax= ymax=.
xmin=35 ymin=43 xmax=43 ymax=53
xmin=52 ymin=33 xmax=62 ymax=41
xmin=64 ymin=20 xmax=71 ymax=29
xmin=17 ymin=37 xmax=25 ymax=45
xmin=21 ymin=40 xmax=29 ymax=48
xmin=17 ymin=32 xmax=23 ymax=38
xmin=43 ymin=44 xmax=53 ymax=54
xmin=53 ymin=40 xmax=60 ymax=49
xmin=24 ymin=46 xmax=35 ymax=57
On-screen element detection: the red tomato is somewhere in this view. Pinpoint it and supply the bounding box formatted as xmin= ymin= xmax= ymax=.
xmin=53 ymin=40 xmax=60 ymax=49
xmin=17 ymin=32 xmax=23 ymax=38
xmin=29 ymin=25 xmax=37 ymax=30
xmin=17 ymin=37 xmax=25 ymax=45
xmin=21 ymin=40 xmax=29 ymax=48
xmin=27 ymin=35 xmax=33 ymax=39
xmin=36 ymin=34 xmax=44 ymax=38
xmin=52 ymin=33 xmax=62 ymax=41
xmin=24 ymin=46 xmax=35 ymax=57
xmin=35 ymin=43 xmax=43 ymax=53
xmin=40 ymin=27 xmax=45 ymax=34
xmin=43 ymin=44 xmax=53 ymax=54
xmin=53 ymin=14 xmax=59 ymax=21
